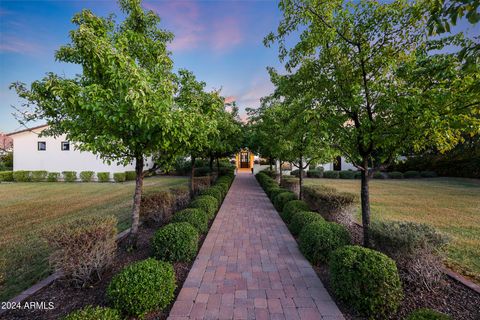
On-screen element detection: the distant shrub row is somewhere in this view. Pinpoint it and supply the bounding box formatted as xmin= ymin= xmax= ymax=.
xmin=0 ymin=170 xmax=137 ymax=182
xmin=59 ymin=171 xmax=235 ymax=319
xmin=304 ymin=169 xmax=438 ymax=179
xmin=255 ymin=170 xmax=451 ymax=319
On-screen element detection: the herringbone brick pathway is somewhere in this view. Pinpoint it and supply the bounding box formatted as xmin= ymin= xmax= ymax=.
xmin=168 ymin=173 xmax=344 ymax=320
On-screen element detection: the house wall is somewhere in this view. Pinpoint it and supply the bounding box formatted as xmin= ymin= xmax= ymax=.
xmin=12 ymin=129 xmax=152 ymax=174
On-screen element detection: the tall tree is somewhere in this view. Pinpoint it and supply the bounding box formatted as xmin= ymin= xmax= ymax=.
xmin=11 ymin=0 xmax=194 ymax=245
xmin=266 ymin=0 xmax=480 ymax=246
xmin=174 ymin=69 xmax=222 ymax=195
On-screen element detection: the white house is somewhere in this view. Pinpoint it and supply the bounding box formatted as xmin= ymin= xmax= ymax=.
xmin=8 ymin=125 xmax=153 ymax=175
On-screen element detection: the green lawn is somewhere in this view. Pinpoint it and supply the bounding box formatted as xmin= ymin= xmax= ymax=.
xmin=0 ymin=176 xmax=188 ymax=301
xmin=305 ymin=177 xmax=480 ymax=283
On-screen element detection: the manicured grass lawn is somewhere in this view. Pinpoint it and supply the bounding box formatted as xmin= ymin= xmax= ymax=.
xmin=305 ymin=177 xmax=480 ymax=283
xmin=0 ymin=176 xmax=187 ymax=301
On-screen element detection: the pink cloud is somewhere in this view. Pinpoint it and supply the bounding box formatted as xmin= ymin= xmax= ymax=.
xmin=224 ymin=96 xmax=236 ymax=104
xmin=143 ymin=1 xmax=243 ymax=53
xmin=0 ymin=35 xmax=41 ymax=54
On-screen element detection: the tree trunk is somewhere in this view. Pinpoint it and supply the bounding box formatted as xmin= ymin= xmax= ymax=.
xmin=360 ymin=157 xmax=371 ymax=247
xmin=216 ymin=157 xmax=220 ymax=173
xmin=129 ymin=155 xmax=144 ymax=247
xmin=209 ymin=154 xmax=214 ymax=172
xmin=190 ymin=155 xmax=196 ymax=197
xmin=299 ymin=155 xmax=304 ymax=200
xmin=269 ymin=157 xmax=273 ymax=171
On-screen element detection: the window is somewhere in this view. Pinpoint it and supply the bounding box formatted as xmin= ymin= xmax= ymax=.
xmin=37 ymin=141 xmax=46 ymax=151
xmin=61 ymin=141 xmax=70 ymax=151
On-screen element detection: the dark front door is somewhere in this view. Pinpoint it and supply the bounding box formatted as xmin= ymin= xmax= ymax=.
xmin=240 ymin=151 xmax=249 ymax=168
xmin=333 ymin=156 xmax=342 ymax=171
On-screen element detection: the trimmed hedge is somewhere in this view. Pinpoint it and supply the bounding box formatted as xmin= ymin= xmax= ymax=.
xmin=404 ymin=170 xmax=420 ymax=178
xmin=171 ymin=208 xmax=209 ymax=234
xmin=307 ymin=169 xmax=323 ymax=178
xmin=373 ymin=171 xmax=386 ymax=179
xmin=80 ymin=171 xmax=94 ymax=182
xmin=269 ymin=188 xmax=289 ymax=202
xmin=200 ymin=186 xmax=223 ymax=203
xmin=289 ymin=211 xmax=325 ymax=236
xmin=281 ymin=200 xmax=310 ymax=224
xmin=152 ymin=222 xmax=199 ymax=262
xmin=323 ymin=170 xmax=340 ymax=179
xmin=420 ymin=171 xmax=437 ymax=178
xmin=189 ymin=195 xmax=218 ymax=219
xmin=299 ymin=221 xmax=351 ymax=264
xmin=62 ymin=171 xmax=77 ymax=182
xmin=107 ymin=258 xmax=176 ymax=317
xmin=405 ymin=308 xmax=452 ymax=320
xmin=388 ymin=171 xmax=404 ymax=179
xmin=330 ymin=246 xmax=403 ymax=318
xmin=31 ymin=170 xmax=48 ymax=182
xmin=13 ymin=170 xmax=31 ymax=182
xmin=97 ymin=172 xmax=110 ymax=182
xmin=274 ymin=191 xmax=297 ymax=212
xmin=47 ymin=172 xmax=60 ymax=182
xmin=0 ymin=171 xmax=14 ymax=182
xmin=113 ymin=172 xmax=126 ymax=183
xmin=339 ymin=171 xmax=356 ymax=179
xmin=125 ymin=171 xmax=136 ymax=181
xmin=64 ymin=306 xmax=121 ymax=320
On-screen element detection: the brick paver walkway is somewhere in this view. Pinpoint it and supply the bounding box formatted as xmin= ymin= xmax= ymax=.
xmin=168 ymin=173 xmax=344 ymax=320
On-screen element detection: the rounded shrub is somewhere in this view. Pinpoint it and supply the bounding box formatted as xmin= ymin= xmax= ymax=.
xmin=97 ymin=172 xmax=110 ymax=182
xmin=388 ymin=171 xmax=404 ymax=179
xmin=339 ymin=171 xmax=355 ymax=179
xmin=215 ymin=182 xmax=229 ymax=197
xmin=281 ymin=200 xmax=310 ymax=224
xmin=0 ymin=171 xmax=14 ymax=182
xmin=125 ymin=171 xmax=136 ymax=181
xmin=298 ymin=221 xmax=351 ymax=264
xmin=107 ymin=258 xmax=176 ymax=317
xmin=13 ymin=170 xmax=31 ymax=182
xmin=113 ymin=172 xmax=126 ymax=183
xmin=289 ymin=211 xmax=325 ymax=236
xmin=200 ymin=186 xmax=223 ymax=203
xmin=323 ymin=170 xmax=340 ymax=179
xmin=405 ymin=308 xmax=452 ymax=320
xmin=31 ymin=170 xmax=48 ymax=182
xmin=64 ymin=306 xmax=121 ymax=320
xmin=171 ymin=208 xmax=208 ymax=234
xmin=189 ymin=195 xmax=218 ymax=219
xmin=404 ymin=170 xmax=420 ymax=178
xmin=62 ymin=171 xmax=77 ymax=182
xmin=152 ymin=222 xmax=199 ymax=262
xmin=307 ymin=169 xmax=323 ymax=178
xmin=373 ymin=171 xmax=386 ymax=179
xmin=80 ymin=171 xmax=94 ymax=182
xmin=420 ymin=171 xmax=437 ymax=178
xmin=47 ymin=172 xmax=60 ymax=182
xmin=329 ymin=246 xmax=403 ymax=318
xmin=274 ymin=192 xmax=297 ymax=212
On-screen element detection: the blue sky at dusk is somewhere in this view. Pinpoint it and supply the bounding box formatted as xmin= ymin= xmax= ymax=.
xmin=0 ymin=1 xmax=478 ymax=133
xmin=0 ymin=0 xmax=283 ymax=132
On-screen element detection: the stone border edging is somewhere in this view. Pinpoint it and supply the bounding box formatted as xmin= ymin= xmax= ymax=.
xmin=352 ymin=222 xmax=480 ymax=295
xmin=0 ymin=226 xmax=133 ymax=316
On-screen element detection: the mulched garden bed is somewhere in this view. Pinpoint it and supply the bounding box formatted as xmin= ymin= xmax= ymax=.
xmin=312 ymin=223 xmax=480 ymax=320
xmin=1 ymin=223 xmax=208 ymax=320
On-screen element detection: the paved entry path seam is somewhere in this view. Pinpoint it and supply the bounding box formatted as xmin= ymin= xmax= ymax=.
xmin=168 ymin=173 xmax=344 ymax=320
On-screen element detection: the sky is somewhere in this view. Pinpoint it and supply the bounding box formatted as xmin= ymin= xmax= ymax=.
xmin=0 ymin=1 xmax=477 ymax=133
xmin=0 ymin=0 xmax=284 ymax=133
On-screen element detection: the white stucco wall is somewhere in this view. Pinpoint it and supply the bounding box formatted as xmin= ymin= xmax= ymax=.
xmin=11 ymin=128 xmax=153 ymax=175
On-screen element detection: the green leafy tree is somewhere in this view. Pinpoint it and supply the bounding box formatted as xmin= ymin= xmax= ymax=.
xmin=207 ymin=102 xmax=242 ymax=172
xmin=173 ymin=69 xmax=222 ymax=195
xmin=10 ymin=0 xmax=194 ymax=244
xmin=266 ymin=0 xmax=480 ymax=246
